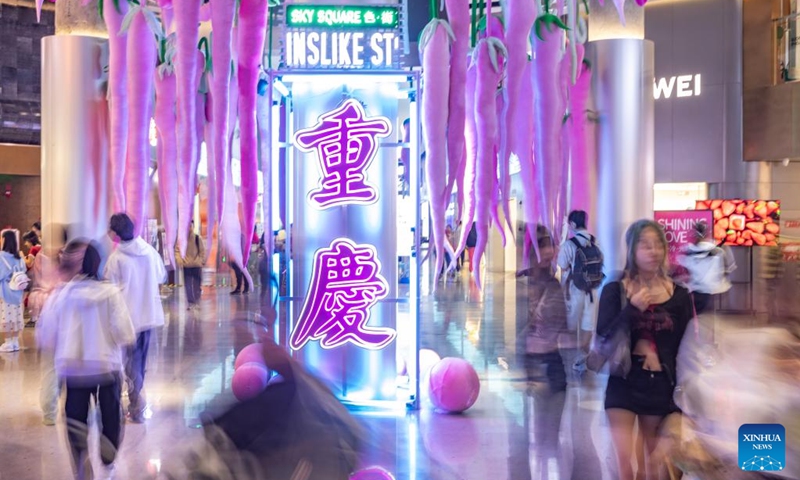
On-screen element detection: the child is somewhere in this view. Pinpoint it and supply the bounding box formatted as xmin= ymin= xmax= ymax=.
xmin=0 ymin=229 xmax=26 ymax=352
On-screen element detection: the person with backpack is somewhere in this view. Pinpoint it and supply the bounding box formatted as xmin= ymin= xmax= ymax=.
xmin=1 ymin=229 xmax=29 ymax=352
xmin=557 ymin=211 xmax=605 ymax=370
xmin=679 ymin=221 xmax=736 ymax=314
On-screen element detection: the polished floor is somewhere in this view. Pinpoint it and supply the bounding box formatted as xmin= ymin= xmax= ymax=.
xmin=0 ymin=270 xmax=738 ymax=480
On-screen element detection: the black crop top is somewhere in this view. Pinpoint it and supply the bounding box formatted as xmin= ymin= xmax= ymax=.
xmin=597 ymin=280 xmax=694 ymax=378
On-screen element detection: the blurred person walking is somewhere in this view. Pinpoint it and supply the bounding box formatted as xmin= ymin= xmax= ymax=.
xmin=679 ymin=221 xmax=735 ymax=314
xmin=176 ymin=221 xmax=205 ymax=309
xmin=104 ymin=213 xmax=167 ymax=423
xmin=557 ymin=210 xmax=605 ymax=371
xmin=517 ymin=226 xmax=575 ymax=479
xmin=22 ymin=230 xmax=41 ymax=327
xmin=30 ymin=226 xmax=67 ymax=424
xmin=37 ymin=240 xmax=135 ymax=480
xmin=595 ymin=220 xmax=694 ymax=480
xmin=0 ymin=229 xmax=27 ymax=352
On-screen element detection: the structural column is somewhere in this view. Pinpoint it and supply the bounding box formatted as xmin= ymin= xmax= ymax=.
xmin=586 ymin=1 xmax=655 ymax=273
xmin=40 ymin=0 xmax=108 ymax=246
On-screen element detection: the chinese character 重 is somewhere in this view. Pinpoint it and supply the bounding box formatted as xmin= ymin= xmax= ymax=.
xmin=295 ymin=99 xmax=391 ymax=209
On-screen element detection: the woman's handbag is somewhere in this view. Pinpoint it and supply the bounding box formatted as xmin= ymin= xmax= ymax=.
xmin=586 ymin=283 xmax=631 ymax=377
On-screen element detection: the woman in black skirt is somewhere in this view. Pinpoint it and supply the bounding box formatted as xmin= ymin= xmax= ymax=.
xmin=597 ymin=220 xmax=693 ymax=480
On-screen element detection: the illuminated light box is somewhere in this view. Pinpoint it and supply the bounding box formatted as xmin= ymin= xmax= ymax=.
xmin=272 ymin=69 xmax=422 ymax=409
xmin=695 ymin=199 xmax=781 ymax=246
xmin=283 ymin=5 xmax=402 ymax=70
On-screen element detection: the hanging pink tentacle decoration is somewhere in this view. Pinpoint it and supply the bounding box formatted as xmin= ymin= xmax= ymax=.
xmin=522 ymin=62 xmax=542 ymax=265
xmin=614 ymin=0 xmax=627 ymax=25
xmin=237 ymin=0 xmax=270 ymax=266
xmin=455 ymin=63 xmax=478 ymax=260
xmin=154 ymin=66 xmax=178 ymax=267
xmin=568 ymin=59 xmax=593 ymax=213
xmin=503 ymin=0 xmax=539 ymax=265
xmin=480 ymin=15 xmax=513 ymax=240
xmin=420 ymin=19 xmax=453 ymax=287
xmin=531 ymin=24 xmax=566 ymax=242
xmin=190 ymin=49 xmax=206 ymax=226
xmin=209 ymin=0 xmax=236 ymax=246
xmin=220 ymin=68 xmax=249 ymax=280
xmin=173 ymin=0 xmax=201 ymax=255
xmin=635 ymin=0 xmax=648 ymax=6
xmin=104 ymin=0 xmax=130 ymax=214
xmin=257 ymin=76 xmax=273 ymax=269
xmin=472 ymin=38 xmax=506 ymax=290
xmin=204 ymin=85 xmax=216 ymax=263
xmin=123 ymin=7 xmax=158 ymax=237
xmin=444 ymin=0 xmax=470 ymax=220
xmin=491 ymin=93 xmax=507 ymax=247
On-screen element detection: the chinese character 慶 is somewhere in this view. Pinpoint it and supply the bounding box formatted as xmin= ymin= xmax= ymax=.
xmin=290 ymin=238 xmax=395 ymax=350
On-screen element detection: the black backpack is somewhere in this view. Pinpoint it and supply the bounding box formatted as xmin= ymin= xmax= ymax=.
xmin=569 ymin=235 xmax=605 ymax=295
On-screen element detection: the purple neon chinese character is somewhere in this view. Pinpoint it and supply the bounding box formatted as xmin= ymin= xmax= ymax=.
xmin=290 ymin=238 xmax=395 ymax=350
xmin=295 ymin=99 xmax=392 ymax=209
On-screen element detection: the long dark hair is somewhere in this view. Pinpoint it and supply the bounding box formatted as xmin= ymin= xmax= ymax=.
xmin=624 ymin=219 xmax=669 ymax=279
xmin=60 ymin=239 xmax=102 ymax=280
xmin=1 ymin=230 xmax=20 ymax=259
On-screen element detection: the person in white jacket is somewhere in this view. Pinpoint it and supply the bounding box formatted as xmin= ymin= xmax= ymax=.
xmin=679 ymin=222 xmax=736 ymax=314
xmin=37 ymin=240 xmax=135 ymax=480
xmin=103 ymin=213 xmax=167 ymax=423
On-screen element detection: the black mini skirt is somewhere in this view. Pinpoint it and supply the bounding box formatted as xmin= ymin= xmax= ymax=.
xmin=604 ymin=356 xmax=681 ymax=416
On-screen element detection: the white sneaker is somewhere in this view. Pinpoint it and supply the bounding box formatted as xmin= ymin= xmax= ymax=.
xmin=0 ymin=342 xmax=16 ymax=353
xmin=12 ymin=338 xmax=20 ymax=351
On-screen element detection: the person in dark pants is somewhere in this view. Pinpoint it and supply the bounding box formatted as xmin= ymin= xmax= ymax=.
xmin=176 ymin=222 xmax=205 ymax=309
xmin=466 ymin=222 xmax=478 ymax=272
xmin=37 ymin=240 xmax=135 ymax=480
xmin=104 ymin=213 xmax=167 ymax=424
xmin=230 ymin=261 xmax=250 ymax=294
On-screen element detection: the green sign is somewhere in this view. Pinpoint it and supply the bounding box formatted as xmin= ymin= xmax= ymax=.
xmin=286 ymin=5 xmax=399 ymax=29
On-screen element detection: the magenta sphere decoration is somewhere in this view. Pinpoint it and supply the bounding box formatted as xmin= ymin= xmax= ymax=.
xmin=350 ymin=466 xmax=396 ymax=480
xmin=428 ymin=357 xmax=481 ymax=413
xmin=419 ymin=348 xmax=441 ymax=376
xmin=231 ymin=362 xmax=269 ymax=401
xmin=234 ymin=343 xmax=265 ymax=370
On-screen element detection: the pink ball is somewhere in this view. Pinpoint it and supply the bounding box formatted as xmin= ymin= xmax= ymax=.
xmin=428 ymin=358 xmax=481 ymax=413
xmin=350 ymin=466 xmax=395 ymax=480
xmin=234 ymin=343 xmax=265 ymax=370
xmin=419 ymin=348 xmax=441 ymax=376
xmin=231 ymin=362 xmax=269 ymax=401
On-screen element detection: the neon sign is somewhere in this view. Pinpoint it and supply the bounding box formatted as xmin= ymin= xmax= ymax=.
xmin=286 ymin=5 xmax=399 ymax=29
xmin=295 ymin=99 xmax=391 ymax=209
xmin=283 ymin=5 xmax=401 ymax=69
xmin=290 ymin=238 xmax=395 ymax=351
xmin=285 ymin=31 xmax=399 ymax=69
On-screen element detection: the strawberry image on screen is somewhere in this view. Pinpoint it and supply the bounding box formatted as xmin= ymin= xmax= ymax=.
xmin=695 ymin=199 xmax=780 ymax=247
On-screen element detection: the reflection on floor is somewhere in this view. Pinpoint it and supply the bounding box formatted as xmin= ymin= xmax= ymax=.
xmin=1 ymin=272 xmax=625 ymax=480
